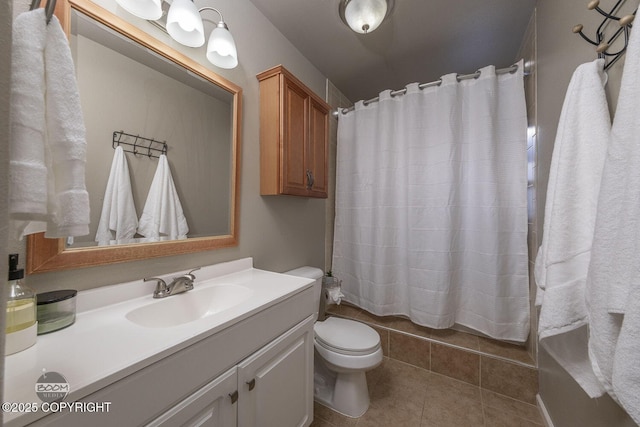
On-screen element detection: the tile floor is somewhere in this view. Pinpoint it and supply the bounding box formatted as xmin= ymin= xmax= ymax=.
xmin=310 ymin=357 xmax=544 ymax=427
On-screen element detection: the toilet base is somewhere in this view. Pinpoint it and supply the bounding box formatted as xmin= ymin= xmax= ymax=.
xmin=332 ymin=371 xmax=370 ymax=417
xmin=314 ymin=358 xmax=371 ymax=418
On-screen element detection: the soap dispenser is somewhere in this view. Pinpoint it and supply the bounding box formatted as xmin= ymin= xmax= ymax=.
xmin=5 ymin=254 xmax=37 ymax=355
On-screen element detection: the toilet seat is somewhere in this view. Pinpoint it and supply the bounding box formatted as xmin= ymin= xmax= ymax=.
xmin=314 ymin=317 xmax=381 ymax=356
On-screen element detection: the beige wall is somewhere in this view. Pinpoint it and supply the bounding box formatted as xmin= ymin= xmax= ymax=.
xmin=9 ymin=0 xmax=328 ymax=292
xmin=535 ymin=0 xmax=637 ymax=425
xmin=1 ymin=0 xmax=12 ymax=416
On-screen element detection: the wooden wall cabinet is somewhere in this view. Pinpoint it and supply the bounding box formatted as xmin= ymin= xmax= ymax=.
xmin=257 ymin=65 xmax=330 ymax=198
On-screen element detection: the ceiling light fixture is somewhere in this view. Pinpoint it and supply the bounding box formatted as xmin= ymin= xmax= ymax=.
xmin=339 ymin=0 xmax=394 ymax=34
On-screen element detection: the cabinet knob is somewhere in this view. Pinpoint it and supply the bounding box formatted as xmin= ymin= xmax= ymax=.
xmin=229 ymin=390 xmax=238 ymax=404
xmin=246 ymin=378 xmax=256 ymax=391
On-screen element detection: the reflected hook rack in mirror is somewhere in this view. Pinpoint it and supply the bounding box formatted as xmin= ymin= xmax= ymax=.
xmin=112 ymin=130 xmax=168 ymax=159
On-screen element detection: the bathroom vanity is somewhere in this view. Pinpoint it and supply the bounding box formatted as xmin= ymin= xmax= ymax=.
xmin=4 ymin=259 xmax=315 ymax=427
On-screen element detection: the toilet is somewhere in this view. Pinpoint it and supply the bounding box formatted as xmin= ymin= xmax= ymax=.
xmin=285 ymin=267 xmax=383 ymax=418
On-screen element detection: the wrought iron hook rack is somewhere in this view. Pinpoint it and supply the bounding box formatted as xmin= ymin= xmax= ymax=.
xmin=573 ymin=0 xmax=637 ymax=70
xmin=30 ymin=0 xmax=56 ymax=24
xmin=112 ymin=130 xmax=168 ymax=159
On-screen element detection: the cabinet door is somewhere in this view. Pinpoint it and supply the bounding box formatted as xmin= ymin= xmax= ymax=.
xmin=146 ymin=367 xmax=238 ymax=427
xmin=237 ymin=316 xmax=314 ymax=427
xmin=282 ymin=78 xmax=310 ymax=196
xmin=307 ymin=98 xmax=328 ymax=198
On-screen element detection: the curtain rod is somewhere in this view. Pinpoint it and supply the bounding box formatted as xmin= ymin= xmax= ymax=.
xmin=333 ymin=62 xmax=528 ymax=116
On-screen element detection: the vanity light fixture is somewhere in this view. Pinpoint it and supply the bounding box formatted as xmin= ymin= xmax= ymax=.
xmin=339 ymin=0 xmax=393 ymax=34
xmin=118 ymin=0 xmax=238 ymax=69
xmin=166 ymin=1 xmax=238 ymax=69
xmin=115 ymin=0 xmax=162 ymax=20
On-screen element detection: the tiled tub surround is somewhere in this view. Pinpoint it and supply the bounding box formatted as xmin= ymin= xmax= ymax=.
xmin=315 ymin=303 xmax=541 ymax=426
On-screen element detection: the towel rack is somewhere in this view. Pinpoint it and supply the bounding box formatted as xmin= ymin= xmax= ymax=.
xmin=112 ymin=131 xmax=168 ymax=159
xmin=573 ymin=0 xmax=636 ymax=70
xmin=30 ymin=0 xmax=57 ymax=24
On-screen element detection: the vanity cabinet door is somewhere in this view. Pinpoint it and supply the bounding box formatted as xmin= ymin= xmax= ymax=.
xmin=146 ymin=367 xmax=238 ymax=427
xmin=237 ymin=315 xmax=314 ymax=427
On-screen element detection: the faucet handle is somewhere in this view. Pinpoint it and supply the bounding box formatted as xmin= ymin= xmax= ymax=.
xmin=185 ymin=267 xmax=201 ymax=280
xmin=180 ymin=267 xmax=200 ymax=291
xmin=145 ymin=277 xmax=169 ymax=298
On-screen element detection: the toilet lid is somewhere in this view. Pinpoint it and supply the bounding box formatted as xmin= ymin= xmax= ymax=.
xmin=314 ymin=317 xmax=380 ymax=355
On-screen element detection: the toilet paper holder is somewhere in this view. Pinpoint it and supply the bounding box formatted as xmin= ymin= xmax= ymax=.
xmin=319 ymin=274 xmax=344 ymax=321
xmin=323 ymin=275 xmax=342 ymax=299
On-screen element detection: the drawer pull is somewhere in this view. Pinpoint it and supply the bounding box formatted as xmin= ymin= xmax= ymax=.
xmin=229 ymin=390 xmax=238 ymax=404
xmin=246 ymin=378 xmax=256 ymax=391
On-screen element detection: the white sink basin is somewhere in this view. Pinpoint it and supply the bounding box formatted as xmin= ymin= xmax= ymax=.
xmin=126 ymin=284 xmax=254 ymax=328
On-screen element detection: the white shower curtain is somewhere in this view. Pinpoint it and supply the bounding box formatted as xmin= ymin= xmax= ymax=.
xmin=332 ymin=62 xmax=530 ymax=342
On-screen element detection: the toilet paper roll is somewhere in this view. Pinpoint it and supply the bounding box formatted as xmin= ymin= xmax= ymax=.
xmin=326 ymin=287 xmax=344 ymax=305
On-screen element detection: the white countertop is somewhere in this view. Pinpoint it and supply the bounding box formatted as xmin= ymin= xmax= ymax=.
xmin=3 ymin=258 xmax=314 ymax=426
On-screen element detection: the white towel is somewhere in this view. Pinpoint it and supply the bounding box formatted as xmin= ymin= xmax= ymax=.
xmin=9 ymin=10 xmax=90 ymax=238
xmin=95 ymin=146 xmax=138 ymax=243
xmin=9 ymin=10 xmax=49 ymax=227
xmin=587 ymin=21 xmax=640 ymax=405
xmin=604 ymin=19 xmax=640 ymax=424
xmin=43 ymin=13 xmax=90 ymax=237
xmin=533 ymin=59 xmax=609 ymax=397
xmin=605 ymin=30 xmax=640 ymax=315
xmin=137 ymin=154 xmax=188 ymax=239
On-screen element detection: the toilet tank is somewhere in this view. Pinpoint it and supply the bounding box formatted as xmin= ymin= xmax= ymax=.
xmin=284 ymin=266 xmax=324 ymax=321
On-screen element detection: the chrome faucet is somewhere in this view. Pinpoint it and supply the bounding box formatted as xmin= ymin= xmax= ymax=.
xmin=144 ymin=267 xmax=201 ymax=299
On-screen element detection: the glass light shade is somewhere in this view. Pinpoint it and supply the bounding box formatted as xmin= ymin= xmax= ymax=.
xmin=166 ymin=0 xmax=205 ymax=47
xmin=206 ymin=25 xmax=238 ymax=69
xmin=344 ymin=0 xmax=388 ymax=34
xmin=115 ymin=0 xmax=162 ymax=20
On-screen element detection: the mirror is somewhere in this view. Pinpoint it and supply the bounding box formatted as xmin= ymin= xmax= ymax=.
xmin=27 ymin=0 xmax=242 ymax=273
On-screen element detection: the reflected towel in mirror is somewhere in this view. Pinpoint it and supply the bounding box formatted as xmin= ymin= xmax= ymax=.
xmin=137 ymin=154 xmax=188 ymax=239
xmin=95 ymin=146 xmax=137 ymax=243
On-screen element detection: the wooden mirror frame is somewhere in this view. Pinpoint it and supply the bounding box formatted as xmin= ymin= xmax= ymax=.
xmin=27 ymin=0 xmax=242 ymax=274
